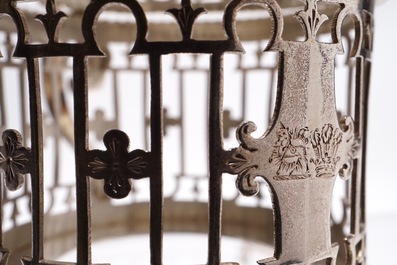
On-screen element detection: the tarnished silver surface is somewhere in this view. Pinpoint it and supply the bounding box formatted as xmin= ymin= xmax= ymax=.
xmin=0 ymin=0 xmax=373 ymax=264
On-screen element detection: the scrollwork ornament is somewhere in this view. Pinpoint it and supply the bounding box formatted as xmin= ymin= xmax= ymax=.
xmin=235 ymin=166 xmax=259 ymax=197
xmin=227 ymin=117 xmax=360 ymax=197
xmin=0 ymin=129 xmax=30 ymax=191
xmin=87 ymin=129 xmax=150 ymax=199
xmin=227 ymin=122 xmax=261 ymax=196
xmin=338 ymin=116 xmax=360 ymax=180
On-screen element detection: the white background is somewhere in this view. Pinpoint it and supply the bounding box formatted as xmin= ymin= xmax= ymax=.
xmin=366 ymin=1 xmax=397 ymax=263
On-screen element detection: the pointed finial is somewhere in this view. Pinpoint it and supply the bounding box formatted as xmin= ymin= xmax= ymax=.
xmin=166 ymin=0 xmax=206 ymax=40
xmin=35 ymin=0 xmax=67 ymax=43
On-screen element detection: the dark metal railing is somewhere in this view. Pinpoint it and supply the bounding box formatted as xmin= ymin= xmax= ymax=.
xmin=0 ymin=0 xmax=373 ymax=264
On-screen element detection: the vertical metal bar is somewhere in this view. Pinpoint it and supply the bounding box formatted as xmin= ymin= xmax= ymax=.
xmin=347 ymin=61 xmax=354 ymax=116
xmin=20 ymin=68 xmax=28 ymax=144
xmin=207 ymin=53 xmax=224 ymax=265
xmin=73 ymin=56 xmax=91 ymax=265
xmin=26 ymin=57 xmax=44 ymax=262
xmin=351 ymin=56 xmax=363 ymax=237
xmin=241 ymin=68 xmax=247 ymax=120
xmin=0 ymin=178 xmax=3 ymax=248
xmin=0 ymin=67 xmax=6 ymax=128
xmin=345 ymin=53 xmax=354 ymax=211
xmin=179 ymin=69 xmax=186 ymax=177
xmin=360 ymin=0 xmax=374 ymax=232
xmin=144 ymin=69 xmax=150 ymax=150
xmin=112 ymin=69 xmax=120 ymax=128
xmin=361 ymin=59 xmax=371 ymax=226
xmin=149 ymin=53 xmax=163 ymax=265
xmin=268 ymin=68 xmax=276 ymax=123
xmin=21 ymin=63 xmax=30 ymax=196
xmin=49 ymin=63 xmax=61 ymax=185
xmin=364 ymin=0 xmax=375 ymax=13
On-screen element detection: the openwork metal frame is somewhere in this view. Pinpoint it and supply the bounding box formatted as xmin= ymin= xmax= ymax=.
xmin=0 ymin=0 xmax=373 ymax=264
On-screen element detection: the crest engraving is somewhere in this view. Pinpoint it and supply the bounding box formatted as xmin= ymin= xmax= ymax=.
xmin=269 ymin=124 xmax=310 ymax=180
xmin=310 ymin=124 xmax=343 ymax=178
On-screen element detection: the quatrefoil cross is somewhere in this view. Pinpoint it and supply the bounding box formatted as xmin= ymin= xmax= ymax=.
xmin=87 ymin=130 xmax=150 ymax=199
xmin=0 ymin=129 xmax=31 ymax=191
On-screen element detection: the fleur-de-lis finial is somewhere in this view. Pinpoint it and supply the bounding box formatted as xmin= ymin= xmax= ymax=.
xmin=166 ymin=0 xmax=206 ymax=40
xmin=36 ymin=0 xmax=67 ymax=43
xmin=296 ymin=0 xmax=328 ymax=40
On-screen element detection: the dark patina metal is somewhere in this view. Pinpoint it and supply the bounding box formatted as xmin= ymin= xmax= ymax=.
xmin=0 ymin=0 xmax=373 ymax=264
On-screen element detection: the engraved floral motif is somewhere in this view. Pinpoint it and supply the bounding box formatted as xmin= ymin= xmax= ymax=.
xmin=87 ymin=130 xmax=149 ymax=199
xmin=310 ymin=124 xmax=342 ymax=178
xmin=0 ymin=129 xmax=30 ymax=191
xmin=296 ymin=0 xmax=328 ymax=40
xmin=167 ymin=0 xmax=206 ymax=40
xmin=269 ymin=124 xmax=310 ymax=179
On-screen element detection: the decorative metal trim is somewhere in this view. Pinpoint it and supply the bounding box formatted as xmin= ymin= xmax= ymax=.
xmin=0 ymin=0 xmax=373 ymax=264
xmin=87 ymin=130 xmax=150 ymax=199
xmin=0 ymin=129 xmax=30 ymax=191
xmin=166 ymin=0 xmax=207 ymax=40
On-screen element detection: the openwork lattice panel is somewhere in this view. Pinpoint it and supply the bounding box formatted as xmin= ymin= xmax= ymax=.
xmin=0 ymin=0 xmax=373 ymax=264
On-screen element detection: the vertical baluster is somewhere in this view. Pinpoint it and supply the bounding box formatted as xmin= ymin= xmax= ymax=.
xmin=351 ymin=56 xmax=364 ymax=236
xmin=19 ymin=66 xmax=28 ymax=145
xmin=143 ymin=68 xmax=150 ymax=150
xmin=73 ymin=56 xmax=92 ymax=265
xmin=267 ymin=67 xmax=276 ymax=124
xmin=0 ymin=33 xmax=6 ymax=130
xmin=360 ymin=0 xmax=374 ymax=238
xmin=149 ymin=53 xmax=163 ymax=265
xmin=0 ymin=179 xmax=8 ymax=262
xmin=347 ymin=53 xmax=367 ymax=265
xmin=112 ymin=68 xmax=120 ymax=129
xmin=240 ymin=66 xmax=247 ymax=121
xmin=207 ymin=53 xmax=224 ymax=265
xmin=0 ymin=43 xmax=4 ymax=257
xmin=26 ymin=57 xmax=44 ymax=263
xmin=178 ymin=65 xmax=186 ymax=185
xmin=348 ymin=5 xmax=373 ymax=261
